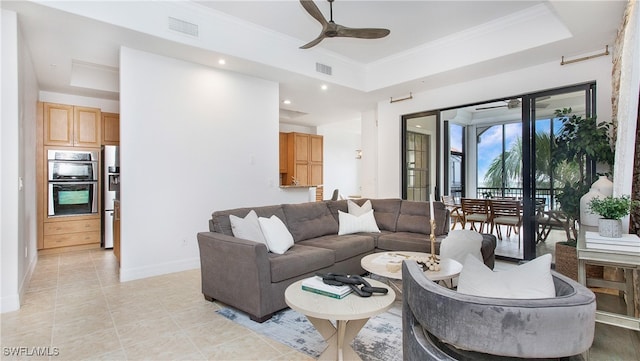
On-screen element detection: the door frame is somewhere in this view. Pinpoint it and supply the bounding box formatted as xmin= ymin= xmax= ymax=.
xmin=401 ymin=111 xmax=441 ymax=200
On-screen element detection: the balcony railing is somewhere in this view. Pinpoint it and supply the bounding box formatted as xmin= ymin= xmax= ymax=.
xmin=476 ymin=187 xmax=559 ymax=210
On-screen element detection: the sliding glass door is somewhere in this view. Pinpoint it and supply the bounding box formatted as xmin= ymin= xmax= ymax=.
xmin=522 ymin=85 xmax=595 ymax=260
xmin=402 ymin=83 xmax=596 ymax=261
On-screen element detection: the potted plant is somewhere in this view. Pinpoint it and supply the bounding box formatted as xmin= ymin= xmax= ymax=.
xmin=551 ymin=108 xmax=614 ymax=280
xmin=552 ymin=108 xmax=615 ymax=241
xmin=588 ymin=195 xmax=639 ymax=237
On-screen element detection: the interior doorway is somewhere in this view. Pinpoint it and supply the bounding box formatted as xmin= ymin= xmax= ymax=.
xmin=402 ymin=112 xmax=439 ymax=201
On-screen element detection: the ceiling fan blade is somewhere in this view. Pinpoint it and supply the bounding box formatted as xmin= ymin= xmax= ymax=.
xmin=300 ymin=34 xmax=327 ymax=49
xmin=300 ymin=0 xmax=328 ymax=26
xmin=299 ymin=0 xmax=389 ymax=48
xmin=475 ymin=105 xmax=507 ymax=111
xmin=335 ymin=25 xmax=390 ymax=39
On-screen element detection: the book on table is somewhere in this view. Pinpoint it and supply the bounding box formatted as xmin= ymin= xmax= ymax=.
xmin=301 ymin=276 xmax=352 ymax=299
xmin=585 ymin=231 xmax=640 ymax=253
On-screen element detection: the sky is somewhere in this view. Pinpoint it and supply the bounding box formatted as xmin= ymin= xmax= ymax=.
xmin=476 ymin=123 xmax=522 ymax=187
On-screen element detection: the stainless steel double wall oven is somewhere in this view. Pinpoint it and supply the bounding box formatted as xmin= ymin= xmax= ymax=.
xmin=47 ymin=149 xmax=99 ymax=217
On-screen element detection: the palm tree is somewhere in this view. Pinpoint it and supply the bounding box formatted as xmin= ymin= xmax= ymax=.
xmin=484 ymin=132 xmax=559 ymax=188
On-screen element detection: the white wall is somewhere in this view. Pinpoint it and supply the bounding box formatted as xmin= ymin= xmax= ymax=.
xmin=1 ymin=9 xmax=39 ymax=313
xmin=1 ymin=9 xmax=20 ymax=313
xmin=17 ymin=10 xmax=40 ymax=308
xmin=119 ymin=47 xmax=308 ymax=281
xmin=318 ymin=120 xmax=361 ymax=199
xmin=360 ymin=110 xmax=378 ymax=198
xmin=370 ymin=55 xmax=614 ymax=198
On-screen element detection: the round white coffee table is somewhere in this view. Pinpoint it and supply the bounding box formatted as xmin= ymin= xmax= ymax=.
xmin=285 ymin=277 xmax=395 ymax=361
xmin=361 ymin=251 xmax=462 ymax=282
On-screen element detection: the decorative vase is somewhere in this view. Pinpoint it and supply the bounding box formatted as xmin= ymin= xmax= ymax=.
xmin=598 ymin=218 xmax=623 ymax=238
xmin=591 ymin=175 xmax=613 ymax=196
xmin=580 ymin=188 xmax=604 ymax=226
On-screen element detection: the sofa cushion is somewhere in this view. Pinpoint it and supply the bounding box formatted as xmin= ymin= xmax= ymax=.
xmin=396 ymin=200 xmax=448 ymax=236
xmin=377 ymin=232 xmax=434 ymax=253
xmin=458 ymin=253 xmax=555 ymax=299
xmin=396 ymin=201 xmax=430 ymax=234
xmin=268 ymin=244 xmax=335 ymax=283
xmin=298 ymin=234 xmax=375 ymax=262
xmin=211 ymin=205 xmax=286 ymax=236
xmin=338 ymin=210 xmax=380 ymax=235
xmin=229 ymin=210 xmax=267 ymax=245
xmin=352 ymin=198 xmax=402 ymax=232
xmin=282 ymin=202 xmax=339 ymax=242
xmin=258 ymin=215 xmax=294 ymax=254
xmin=325 ymin=199 xmax=348 ymax=222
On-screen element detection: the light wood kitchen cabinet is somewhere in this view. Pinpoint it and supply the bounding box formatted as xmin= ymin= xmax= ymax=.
xmin=43 ymin=102 xmax=101 ymax=147
xmin=281 ymin=132 xmax=323 ymax=186
xmin=43 ymin=218 xmax=101 ymax=249
xmin=37 ymin=101 xmax=106 ymax=251
xmin=279 ymin=132 xmax=288 ymax=173
xmin=309 ymin=135 xmax=323 ymax=186
xmin=113 ymin=200 xmax=120 ymax=263
xmin=102 ymin=112 xmax=120 ymax=145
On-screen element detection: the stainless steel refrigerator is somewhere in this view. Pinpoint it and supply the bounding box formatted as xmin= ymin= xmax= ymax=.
xmin=102 ymin=145 xmax=119 ymax=248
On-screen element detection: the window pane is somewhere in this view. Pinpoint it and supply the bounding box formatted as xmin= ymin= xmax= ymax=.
xmin=477 ymin=125 xmax=503 ymax=192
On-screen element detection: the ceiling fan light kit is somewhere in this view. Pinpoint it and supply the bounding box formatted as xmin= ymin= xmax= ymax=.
xmin=299 ymin=0 xmax=390 ymax=49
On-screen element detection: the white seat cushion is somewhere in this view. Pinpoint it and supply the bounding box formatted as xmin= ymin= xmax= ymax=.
xmin=338 ymin=210 xmax=380 ymax=235
xmin=229 ymin=210 xmax=267 ymax=246
xmin=457 ymin=253 xmax=555 ymax=299
xmin=347 ymin=199 xmax=372 ymax=216
xmin=258 ymin=215 xmax=294 ymax=254
xmin=440 ymin=230 xmax=483 ymax=264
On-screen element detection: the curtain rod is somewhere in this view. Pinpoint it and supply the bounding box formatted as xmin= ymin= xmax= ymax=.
xmin=561 ymin=46 xmax=609 ymax=66
xmin=390 ymin=92 xmax=413 ymax=103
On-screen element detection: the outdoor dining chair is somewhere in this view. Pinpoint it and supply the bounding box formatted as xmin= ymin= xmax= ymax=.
xmin=489 ymin=199 xmax=523 ymax=246
xmin=461 ymin=198 xmax=491 ymax=233
xmin=441 ymin=195 xmax=463 ymax=230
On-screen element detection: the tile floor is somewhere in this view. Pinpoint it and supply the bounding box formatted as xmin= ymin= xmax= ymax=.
xmin=1 ymin=250 xmax=311 ymax=361
xmin=2 ymin=249 xmax=639 ymax=360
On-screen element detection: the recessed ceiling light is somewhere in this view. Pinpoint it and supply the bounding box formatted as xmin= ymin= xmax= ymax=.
xmin=218 ymin=59 xmax=226 ymax=65
xmin=416 ymin=125 xmax=422 ymax=128
xmin=283 ymin=99 xmax=291 ymax=105
xmin=321 ymin=84 xmax=328 ymax=90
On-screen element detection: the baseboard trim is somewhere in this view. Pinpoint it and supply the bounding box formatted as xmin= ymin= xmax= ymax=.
xmin=0 ymin=294 xmax=20 ymax=313
xmin=119 ymin=257 xmax=200 ymax=282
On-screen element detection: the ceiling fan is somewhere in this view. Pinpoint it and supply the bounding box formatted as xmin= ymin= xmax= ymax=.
xmin=475 ymin=97 xmax=550 ymax=111
xmin=299 ymin=0 xmax=390 ymax=49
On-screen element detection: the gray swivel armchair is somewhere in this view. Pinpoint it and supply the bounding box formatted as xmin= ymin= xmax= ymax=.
xmin=402 ymin=260 xmax=596 ymax=360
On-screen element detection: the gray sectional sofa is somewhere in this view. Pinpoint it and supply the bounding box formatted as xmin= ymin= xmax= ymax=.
xmin=197 ymin=198 xmax=496 ymax=322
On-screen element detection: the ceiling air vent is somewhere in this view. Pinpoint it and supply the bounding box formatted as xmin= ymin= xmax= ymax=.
xmin=168 ymin=17 xmax=199 ymax=37
xmin=315 ymin=62 xmax=332 ymax=76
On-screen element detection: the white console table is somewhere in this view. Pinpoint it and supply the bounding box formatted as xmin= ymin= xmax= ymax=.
xmin=577 ymin=225 xmax=640 ymax=331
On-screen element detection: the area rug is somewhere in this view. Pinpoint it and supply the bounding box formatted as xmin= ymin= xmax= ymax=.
xmin=216 ymin=300 xmax=403 ymax=361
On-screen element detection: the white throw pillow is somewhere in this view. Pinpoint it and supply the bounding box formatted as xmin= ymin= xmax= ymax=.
xmin=229 ymin=210 xmax=267 ymax=247
xmin=338 ymin=210 xmax=380 ymax=235
xmin=457 ymin=253 xmax=555 ymax=299
xmin=348 ymin=199 xmax=372 ymax=216
xmin=258 ymin=215 xmax=294 ymax=254
xmin=440 ymin=230 xmax=483 ymax=264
